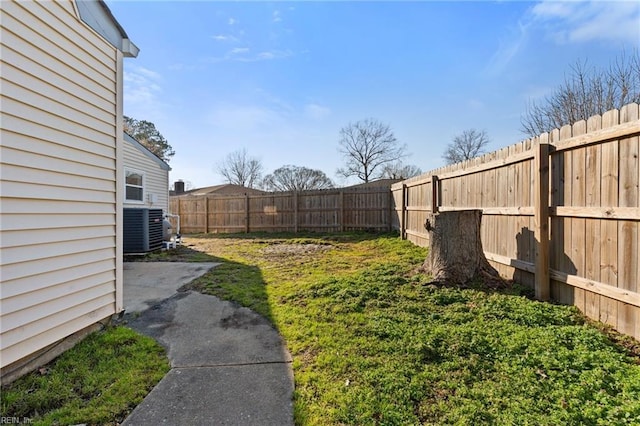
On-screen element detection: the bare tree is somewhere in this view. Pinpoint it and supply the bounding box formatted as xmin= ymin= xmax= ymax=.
xmin=337 ymin=118 xmax=406 ymax=183
xmin=521 ymin=50 xmax=640 ymax=137
xmin=443 ymin=129 xmax=490 ymax=165
xmin=217 ymin=148 xmax=263 ymax=188
xmin=381 ymin=162 xmax=422 ymax=179
xmin=262 ymin=165 xmax=334 ymax=192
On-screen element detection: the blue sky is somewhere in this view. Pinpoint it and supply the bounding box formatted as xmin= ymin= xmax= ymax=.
xmin=106 ymin=1 xmax=640 ymax=189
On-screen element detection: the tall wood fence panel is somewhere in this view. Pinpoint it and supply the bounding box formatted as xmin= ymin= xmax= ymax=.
xmin=169 ymin=187 xmax=392 ymax=234
xmin=391 ymin=103 xmax=640 ymax=340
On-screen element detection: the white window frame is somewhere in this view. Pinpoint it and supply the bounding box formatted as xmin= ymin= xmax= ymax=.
xmin=125 ymin=168 xmax=145 ymax=203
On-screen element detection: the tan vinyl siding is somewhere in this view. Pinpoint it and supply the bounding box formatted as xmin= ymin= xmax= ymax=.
xmin=1 ymin=304 xmax=116 ymax=370
xmin=1 ymin=260 xmax=116 ymax=300
xmin=123 ymin=140 xmax=170 ymax=213
xmin=0 ymin=0 xmax=121 ymax=368
xmin=2 ymin=1 xmax=115 ymax=87
xmin=2 ymin=74 xmax=115 ymax=133
xmin=1 ymin=33 xmax=114 ymax=107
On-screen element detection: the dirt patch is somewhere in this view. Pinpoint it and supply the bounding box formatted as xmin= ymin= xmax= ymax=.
xmin=262 ymin=243 xmax=333 ymax=258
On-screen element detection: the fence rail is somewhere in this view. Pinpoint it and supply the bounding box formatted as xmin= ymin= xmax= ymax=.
xmin=391 ymin=102 xmax=640 ymax=340
xmin=169 ymin=103 xmax=639 ymax=340
xmin=169 ymin=187 xmax=394 ymax=234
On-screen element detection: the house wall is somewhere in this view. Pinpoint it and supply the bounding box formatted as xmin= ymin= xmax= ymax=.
xmin=123 ymin=135 xmax=170 ymax=213
xmin=0 ymin=0 xmax=124 ymax=373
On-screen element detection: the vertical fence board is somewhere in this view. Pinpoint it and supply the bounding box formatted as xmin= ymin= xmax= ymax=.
xmin=495 ymin=147 xmax=507 ymax=277
xmin=617 ymin=104 xmax=639 ymax=336
xmin=550 ymin=129 xmax=563 ymax=301
xmin=506 ymin=144 xmax=517 ymax=281
xmin=561 ymin=125 xmax=574 ymax=306
xmin=585 ymin=115 xmax=602 ymax=320
xmin=168 ymin=105 xmax=640 ymax=340
xmin=572 ymin=120 xmax=587 ymax=312
xmin=522 ymin=139 xmax=534 ymax=287
xmin=534 ymin=136 xmax=550 ymax=300
xmin=170 ymin=187 xmax=392 ymax=234
xmin=512 ymin=144 xmax=522 ymax=284
xmin=600 ymin=109 xmax=620 ymax=328
xmin=398 ymin=184 xmax=405 ymax=236
xmin=528 ymin=140 xmax=537 ymax=288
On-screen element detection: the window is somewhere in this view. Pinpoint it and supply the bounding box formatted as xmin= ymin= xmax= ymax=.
xmin=125 ymin=169 xmax=144 ymax=202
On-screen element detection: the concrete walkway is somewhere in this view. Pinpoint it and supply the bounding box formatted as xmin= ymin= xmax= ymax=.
xmin=121 ymin=262 xmax=294 ymax=425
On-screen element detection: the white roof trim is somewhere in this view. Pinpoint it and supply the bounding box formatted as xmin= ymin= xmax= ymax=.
xmin=75 ymin=0 xmax=139 ymax=57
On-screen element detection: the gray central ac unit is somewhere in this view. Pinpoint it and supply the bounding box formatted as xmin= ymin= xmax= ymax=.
xmin=123 ymin=208 xmax=163 ymax=253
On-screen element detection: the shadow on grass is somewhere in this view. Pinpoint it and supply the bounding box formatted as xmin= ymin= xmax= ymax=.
xmin=130 ymin=236 xmax=275 ymax=322
xmin=188 ymin=260 xmax=273 ymax=321
xmin=124 ymin=245 xmax=225 ymax=263
xmin=133 ymin=232 xmax=394 ymax=423
xmin=175 ymin=230 xmax=538 ymax=320
xmin=182 ymin=231 xmax=398 ymax=321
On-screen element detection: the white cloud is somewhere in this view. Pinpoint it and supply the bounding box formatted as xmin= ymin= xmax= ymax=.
xmin=228 ymin=17 xmax=237 ymax=26
xmin=486 ymin=1 xmax=639 ymax=75
xmin=256 ymin=50 xmax=293 ymax=61
xmin=521 ymin=84 xmax=554 ymax=102
xmin=212 ymin=34 xmax=240 ymax=43
xmin=123 ymin=65 xmax=166 ymax=120
xmin=531 ymin=1 xmax=640 ymax=44
xmin=168 ymin=62 xmax=199 ymax=71
xmin=254 ymin=88 xmax=293 ymax=113
xmin=467 ymin=99 xmax=485 ymax=111
xmin=305 ymin=103 xmax=332 ymax=120
xmin=230 ymin=47 xmax=250 ymax=55
xmin=273 ymin=10 xmax=282 ymax=23
xmin=486 ymin=20 xmax=531 ymax=75
xmin=530 ymin=2 xmax=574 ymax=19
xmin=131 ymin=66 xmax=161 ymax=81
xmin=205 ymin=49 xmax=293 ymax=63
xmin=206 ymin=104 xmax=286 ymax=131
xmin=257 ymin=51 xmax=276 ymax=60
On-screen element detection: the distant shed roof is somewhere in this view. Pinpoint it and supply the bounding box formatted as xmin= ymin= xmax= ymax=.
xmin=343 ymin=178 xmax=402 ymax=189
xmin=171 ymin=184 xmax=265 ymax=197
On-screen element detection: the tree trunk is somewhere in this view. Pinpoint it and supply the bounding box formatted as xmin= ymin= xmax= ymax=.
xmin=422 ymin=210 xmax=503 ymax=286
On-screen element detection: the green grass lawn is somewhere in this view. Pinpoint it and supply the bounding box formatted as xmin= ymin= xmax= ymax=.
xmin=1 ymin=326 xmax=169 ymax=425
xmin=183 ymin=232 xmax=640 ymax=425
xmin=3 ymin=232 xmax=639 ymax=425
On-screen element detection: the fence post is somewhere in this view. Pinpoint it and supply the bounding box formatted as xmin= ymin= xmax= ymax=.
xmin=245 ymin=194 xmax=250 ymax=233
xmin=388 ymin=188 xmax=393 ymax=232
xmin=204 ymin=196 xmax=209 ymax=234
xmin=431 ymin=175 xmax=439 ymax=213
xmin=400 ymin=184 xmax=407 ymax=239
xmin=294 ymin=191 xmax=298 ymax=233
xmin=340 ymin=190 xmax=345 ymax=232
xmin=534 ymin=136 xmax=550 ymax=301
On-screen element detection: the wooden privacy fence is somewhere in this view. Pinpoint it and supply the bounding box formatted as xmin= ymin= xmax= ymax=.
xmin=169 ymin=187 xmax=394 ymax=234
xmin=391 ymin=103 xmax=640 ymax=340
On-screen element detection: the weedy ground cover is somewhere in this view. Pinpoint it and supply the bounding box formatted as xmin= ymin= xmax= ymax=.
xmin=1 ymin=326 xmax=169 ymax=425
xmin=4 ymin=232 xmax=638 ymax=425
xmin=184 ymin=232 xmax=640 ymax=425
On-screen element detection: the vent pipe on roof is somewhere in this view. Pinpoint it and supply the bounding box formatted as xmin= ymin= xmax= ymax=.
xmin=174 ymin=180 xmax=185 ymax=195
